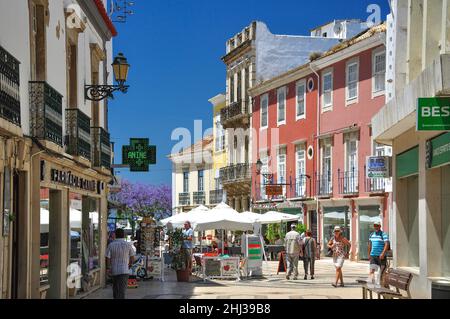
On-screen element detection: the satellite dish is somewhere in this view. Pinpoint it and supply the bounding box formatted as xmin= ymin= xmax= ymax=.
xmin=333 ymin=22 xmax=343 ymax=36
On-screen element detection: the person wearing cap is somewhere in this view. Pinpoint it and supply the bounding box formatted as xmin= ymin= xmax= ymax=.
xmin=327 ymin=226 xmax=351 ymax=287
xmin=284 ymin=224 xmax=302 ymax=280
xmin=368 ymin=221 xmax=389 ymax=285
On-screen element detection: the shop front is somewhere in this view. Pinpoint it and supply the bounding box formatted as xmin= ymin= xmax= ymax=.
xmin=33 ymin=155 xmax=109 ymax=299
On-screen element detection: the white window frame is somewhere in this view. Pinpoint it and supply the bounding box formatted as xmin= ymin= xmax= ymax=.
xmin=296 ymin=144 xmax=306 ymax=197
xmin=277 ymin=87 xmax=286 ymax=126
xmin=322 ymin=69 xmax=333 ymax=112
xmin=260 ymin=157 xmax=269 ymax=200
xmin=346 ymin=60 xmax=359 ymax=104
xmin=372 ymin=49 xmax=386 ymax=98
xmin=277 ymin=149 xmax=287 ymax=195
xmin=296 ymin=79 xmax=306 ymax=121
xmin=260 ymin=93 xmax=268 ymax=130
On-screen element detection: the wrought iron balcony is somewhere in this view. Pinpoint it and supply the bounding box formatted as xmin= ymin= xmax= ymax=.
xmin=65 ymin=109 xmax=91 ymax=160
xmin=220 ymin=100 xmax=249 ymax=128
xmin=294 ymin=175 xmax=310 ymax=199
xmin=254 ymin=183 xmax=284 ymax=202
xmin=29 ymin=81 xmax=63 ymax=146
xmin=179 ymin=192 xmax=191 ymax=206
xmin=316 ymin=172 xmax=333 ymax=197
xmin=209 ymin=189 xmax=224 ymax=205
xmin=92 ymin=127 xmax=112 ymax=169
xmin=364 ymin=166 xmax=386 ymax=194
xmin=338 ymin=169 xmax=359 ymax=195
xmin=193 ymin=191 xmax=206 ymax=205
xmin=220 ymin=163 xmax=251 ymax=185
xmin=0 ymin=45 xmax=21 ymax=126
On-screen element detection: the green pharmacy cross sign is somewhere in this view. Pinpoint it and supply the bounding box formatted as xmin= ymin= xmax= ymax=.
xmin=122 ymin=138 xmax=156 ymax=172
xmin=417 ymin=97 xmax=450 ymax=131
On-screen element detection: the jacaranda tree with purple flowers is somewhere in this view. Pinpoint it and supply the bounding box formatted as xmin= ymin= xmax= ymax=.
xmin=115 ymin=180 xmax=172 ymax=221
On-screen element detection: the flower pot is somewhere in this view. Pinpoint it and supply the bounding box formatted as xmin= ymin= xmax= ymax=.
xmin=176 ymin=269 xmax=190 ymax=282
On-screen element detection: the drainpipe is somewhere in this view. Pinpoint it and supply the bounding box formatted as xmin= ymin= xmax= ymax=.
xmin=309 ymin=63 xmax=321 ymax=253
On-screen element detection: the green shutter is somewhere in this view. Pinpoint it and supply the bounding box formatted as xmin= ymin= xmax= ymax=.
xmin=396 ymin=146 xmax=419 ymax=179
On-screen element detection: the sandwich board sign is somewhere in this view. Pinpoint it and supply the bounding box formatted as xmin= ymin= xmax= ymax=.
xmin=417 ymin=98 xmax=450 ymax=131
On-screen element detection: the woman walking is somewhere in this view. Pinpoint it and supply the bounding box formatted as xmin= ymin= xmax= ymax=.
xmin=327 ymin=226 xmax=351 ymax=287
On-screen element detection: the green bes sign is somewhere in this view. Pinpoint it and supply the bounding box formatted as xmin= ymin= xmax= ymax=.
xmin=417 ymin=97 xmax=450 ymax=131
xmin=426 ymin=133 xmax=450 ymax=169
xmin=122 ymin=138 xmax=157 ymax=172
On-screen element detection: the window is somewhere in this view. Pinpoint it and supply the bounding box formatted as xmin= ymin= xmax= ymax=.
xmin=322 ymin=71 xmax=333 ymax=110
xmin=373 ymin=51 xmax=386 ymax=93
xmin=346 ymin=62 xmax=359 ymax=101
xmin=237 ymin=71 xmax=242 ymax=102
xmin=183 ymin=171 xmax=189 ymax=193
xmin=260 ymin=94 xmax=268 ymax=128
xmin=30 ymin=1 xmax=46 ymax=81
xmin=230 ymin=75 xmax=235 ymax=103
xmin=277 ymin=87 xmax=286 ymax=124
xmin=277 ymin=150 xmax=286 ymax=195
xmin=198 ymin=170 xmax=204 ymax=192
xmin=345 ymin=138 xmax=358 ymax=193
xmin=296 ymin=145 xmax=306 ymax=197
xmin=296 ymin=80 xmax=306 ymax=119
xmin=320 ymin=141 xmax=332 ymax=194
xmin=260 ymin=157 xmax=269 ymax=200
xmin=215 ymin=115 xmax=225 ymax=152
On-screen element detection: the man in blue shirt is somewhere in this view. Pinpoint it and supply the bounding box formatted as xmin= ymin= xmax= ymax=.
xmin=368 ymin=222 xmax=389 ymax=284
xmin=182 ymin=221 xmax=194 ymax=273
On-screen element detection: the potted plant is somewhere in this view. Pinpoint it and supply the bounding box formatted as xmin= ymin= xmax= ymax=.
xmin=168 ymin=229 xmax=190 ymax=282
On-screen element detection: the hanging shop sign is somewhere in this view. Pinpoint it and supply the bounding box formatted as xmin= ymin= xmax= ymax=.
xmin=266 ymin=185 xmax=283 ymax=196
xmin=417 ymin=97 xmax=450 ymax=131
xmin=48 ymin=167 xmax=98 ymax=192
xmin=122 ymin=138 xmax=157 ymax=172
xmin=366 ymin=156 xmax=391 ymax=178
xmin=426 ymin=133 xmax=450 ymax=169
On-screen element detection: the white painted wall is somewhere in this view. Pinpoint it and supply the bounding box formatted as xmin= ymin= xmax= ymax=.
xmin=0 ymin=0 xmax=113 ymax=137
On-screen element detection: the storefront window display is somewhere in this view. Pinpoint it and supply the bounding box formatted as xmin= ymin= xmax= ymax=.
xmin=69 ymin=193 xmax=83 ymax=271
xmin=40 ymin=188 xmax=50 ymax=287
xmin=323 ymin=207 xmax=350 ymax=248
xmin=358 ymin=205 xmax=382 ymax=260
xmin=442 ymin=165 xmax=450 ymax=277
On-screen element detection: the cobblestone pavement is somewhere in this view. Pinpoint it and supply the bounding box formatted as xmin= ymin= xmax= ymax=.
xmin=85 ymin=258 xmax=370 ymax=299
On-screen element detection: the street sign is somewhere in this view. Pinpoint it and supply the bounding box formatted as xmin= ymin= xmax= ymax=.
xmin=266 ymin=185 xmax=283 ymax=196
xmin=122 ymin=138 xmax=157 ymax=172
xmin=417 ymin=97 xmax=450 ymax=131
xmin=366 ymin=156 xmax=391 ymax=178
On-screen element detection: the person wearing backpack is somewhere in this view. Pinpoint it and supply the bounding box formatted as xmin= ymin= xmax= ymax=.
xmin=368 ymin=222 xmax=390 ymax=286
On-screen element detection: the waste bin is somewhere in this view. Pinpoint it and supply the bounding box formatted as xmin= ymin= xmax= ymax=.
xmin=432 ymin=280 xmax=450 ymax=299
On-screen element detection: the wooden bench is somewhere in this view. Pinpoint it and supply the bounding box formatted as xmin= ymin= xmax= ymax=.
xmin=357 ymin=269 xmax=413 ymax=299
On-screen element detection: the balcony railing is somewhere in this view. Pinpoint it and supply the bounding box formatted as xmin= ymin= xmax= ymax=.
xmin=209 ymin=189 xmax=223 ymax=205
xmin=316 ymin=172 xmax=332 ymax=197
xmin=220 ymin=100 xmax=249 ymax=127
xmin=254 ymin=183 xmax=284 ymax=202
xmin=65 ymin=109 xmax=91 ymax=160
xmin=0 ymin=45 xmax=21 ymax=126
xmin=92 ymin=127 xmax=112 ymax=168
xmin=338 ymin=169 xmax=359 ymax=195
xmin=364 ymin=166 xmax=386 ymax=193
xmin=220 ymin=163 xmax=251 ymax=184
xmin=29 ymin=81 xmax=63 ymax=146
xmin=294 ymin=175 xmax=310 ymax=199
xmin=179 ymin=193 xmax=190 ymax=206
xmin=193 ymin=191 xmax=206 ymax=205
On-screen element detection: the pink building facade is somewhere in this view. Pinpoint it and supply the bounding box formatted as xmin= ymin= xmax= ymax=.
xmin=250 ymin=25 xmax=390 ymax=261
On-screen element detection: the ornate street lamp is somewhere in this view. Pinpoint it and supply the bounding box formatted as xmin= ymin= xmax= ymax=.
xmin=85 ymin=52 xmax=130 ymax=101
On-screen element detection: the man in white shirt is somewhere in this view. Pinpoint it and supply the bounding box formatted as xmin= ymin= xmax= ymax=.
xmin=284 ymin=224 xmax=302 ymax=280
xmin=106 ymin=228 xmax=136 ymax=299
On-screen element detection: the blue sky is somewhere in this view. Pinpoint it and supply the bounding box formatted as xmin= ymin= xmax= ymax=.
xmin=109 ymin=0 xmax=390 ymax=186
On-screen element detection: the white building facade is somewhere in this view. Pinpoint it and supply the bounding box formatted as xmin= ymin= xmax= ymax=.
xmin=0 ymin=0 xmax=115 ymax=299
xmin=372 ymin=0 xmax=450 ymax=298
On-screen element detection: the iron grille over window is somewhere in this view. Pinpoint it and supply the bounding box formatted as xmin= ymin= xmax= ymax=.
xmin=0 ymin=45 xmax=21 ymax=126
xmin=29 ymin=81 xmax=63 ymax=146
xmin=65 ymin=108 xmax=91 ymax=160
